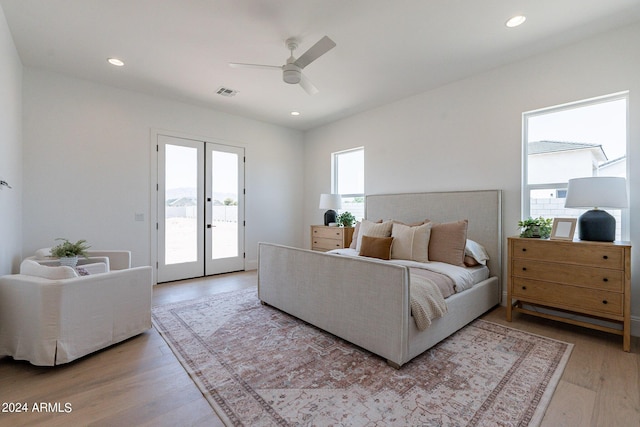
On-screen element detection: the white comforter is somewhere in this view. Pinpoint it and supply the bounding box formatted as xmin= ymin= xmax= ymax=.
xmin=328 ymin=248 xmax=477 ymax=292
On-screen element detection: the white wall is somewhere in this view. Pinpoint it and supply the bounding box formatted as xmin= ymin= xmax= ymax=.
xmin=22 ymin=68 xmax=304 ymax=270
xmin=304 ymin=23 xmax=640 ymax=329
xmin=0 ymin=6 xmax=22 ymax=275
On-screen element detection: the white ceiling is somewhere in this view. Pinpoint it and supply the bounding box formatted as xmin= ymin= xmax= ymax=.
xmin=3 ymin=0 xmax=640 ymax=131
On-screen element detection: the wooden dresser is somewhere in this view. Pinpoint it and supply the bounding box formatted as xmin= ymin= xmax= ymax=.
xmin=506 ymin=237 xmax=631 ymax=351
xmin=310 ymin=225 xmax=354 ymax=252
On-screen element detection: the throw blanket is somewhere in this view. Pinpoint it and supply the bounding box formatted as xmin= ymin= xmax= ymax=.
xmin=409 ymin=271 xmax=448 ymax=330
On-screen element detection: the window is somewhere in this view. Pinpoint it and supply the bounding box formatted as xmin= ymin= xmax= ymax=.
xmin=332 ymin=147 xmax=364 ymax=221
xmin=523 ymin=92 xmax=628 ymax=240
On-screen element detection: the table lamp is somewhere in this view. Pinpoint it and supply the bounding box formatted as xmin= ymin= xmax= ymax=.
xmin=319 ymin=193 xmax=342 ymax=226
xmin=564 ymin=176 xmax=628 ymax=242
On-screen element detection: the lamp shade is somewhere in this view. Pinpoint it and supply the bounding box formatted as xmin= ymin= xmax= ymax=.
xmin=565 ymin=177 xmax=628 ymax=209
xmin=319 ymin=193 xmax=342 ymax=210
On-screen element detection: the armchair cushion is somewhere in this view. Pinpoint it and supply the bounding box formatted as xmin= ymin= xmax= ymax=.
xmin=20 ymin=259 xmax=78 ymax=279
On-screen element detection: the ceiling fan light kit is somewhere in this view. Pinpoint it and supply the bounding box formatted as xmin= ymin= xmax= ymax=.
xmin=229 ymin=35 xmax=336 ymax=95
xmin=283 ymin=63 xmax=302 ymax=84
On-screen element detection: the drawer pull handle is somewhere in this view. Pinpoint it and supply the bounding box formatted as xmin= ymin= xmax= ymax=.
xmin=521 ymin=286 xmax=527 ymax=290
xmin=602 ymin=300 xmax=608 ymax=305
xmin=522 ymin=267 xmax=527 ymax=271
xmin=603 ymin=255 xmax=608 ymax=260
xmin=603 ymin=278 xmax=609 ymax=282
xmin=522 ymin=248 xmax=527 ymax=252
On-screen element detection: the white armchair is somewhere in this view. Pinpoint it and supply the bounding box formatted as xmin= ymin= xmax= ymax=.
xmin=0 ymin=251 xmax=153 ymax=366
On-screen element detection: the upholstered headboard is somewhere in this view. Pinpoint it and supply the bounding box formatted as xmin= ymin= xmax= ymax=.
xmin=365 ymin=190 xmax=502 ymax=280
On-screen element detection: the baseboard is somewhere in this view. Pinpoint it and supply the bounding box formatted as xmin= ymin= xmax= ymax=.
xmin=501 ymin=290 xmax=640 ymax=338
xmin=245 ymin=259 xmax=257 ymax=271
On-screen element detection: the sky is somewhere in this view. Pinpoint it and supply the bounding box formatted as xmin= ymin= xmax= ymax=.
xmin=527 ymin=96 xmax=627 ymax=161
xmin=165 ymin=144 xmax=238 ymax=196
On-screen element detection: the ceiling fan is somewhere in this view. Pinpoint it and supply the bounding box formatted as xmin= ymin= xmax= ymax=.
xmin=229 ymin=36 xmax=336 ymax=95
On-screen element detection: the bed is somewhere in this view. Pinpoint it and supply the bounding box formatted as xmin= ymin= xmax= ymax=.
xmin=258 ymin=190 xmax=502 ymax=367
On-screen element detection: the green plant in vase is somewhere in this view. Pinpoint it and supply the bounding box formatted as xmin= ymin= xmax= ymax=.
xmin=50 ymin=238 xmax=91 ymax=267
xmin=337 ymin=211 xmax=356 ymax=227
xmin=517 ymin=217 xmax=552 ymax=239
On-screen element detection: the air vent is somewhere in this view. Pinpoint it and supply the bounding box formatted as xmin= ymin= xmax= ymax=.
xmin=216 ymin=87 xmax=238 ymax=97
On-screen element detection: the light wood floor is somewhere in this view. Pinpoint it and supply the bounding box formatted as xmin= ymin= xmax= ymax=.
xmin=1 ymin=271 xmax=638 ymax=426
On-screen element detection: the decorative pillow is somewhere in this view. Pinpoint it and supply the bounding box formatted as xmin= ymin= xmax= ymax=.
xmin=464 ymin=256 xmax=480 ymax=267
xmin=20 ymin=259 xmax=79 ymax=280
xmin=465 ymin=239 xmax=490 ymax=266
xmin=428 ymin=220 xmax=468 ymax=266
xmin=359 ymin=236 xmax=394 ymax=260
xmin=34 ymin=248 xmax=54 ymax=260
xmin=392 ymin=219 xmax=430 ymax=227
xmin=355 ymin=219 xmax=393 ymax=252
xmin=391 ymin=222 xmax=432 ymax=263
xmin=349 ymin=222 xmax=361 ymax=249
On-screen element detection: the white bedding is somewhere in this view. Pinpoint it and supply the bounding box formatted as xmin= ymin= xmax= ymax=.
xmin=327 ymin=248 xmax=489 ymax=292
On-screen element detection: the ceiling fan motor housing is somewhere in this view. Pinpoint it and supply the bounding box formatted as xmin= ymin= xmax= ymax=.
xmin=283 ymin=63 xmax=301 ymax=84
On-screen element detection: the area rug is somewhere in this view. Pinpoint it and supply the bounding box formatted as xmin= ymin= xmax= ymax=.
xmin=152 ymin=289 xmax=572 ymax=426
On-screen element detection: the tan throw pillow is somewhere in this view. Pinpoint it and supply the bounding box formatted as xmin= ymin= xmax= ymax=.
xmin=391 ymin=222 xmax=432 ymax=263
xmin=464 ymin=255 xmax=480 ymax=267
xmin=428 ymin=220 xmax=468 ymax=266
xmin=355 ymin=219 xmax=393 ymax=252
xmin=359 ymin=236 xmax=394 ymax=260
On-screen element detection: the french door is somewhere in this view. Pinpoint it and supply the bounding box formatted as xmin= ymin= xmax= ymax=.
xmin=157 ymin=134 xmax=244 ymax=283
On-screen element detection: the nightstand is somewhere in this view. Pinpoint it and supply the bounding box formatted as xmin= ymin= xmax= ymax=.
xmin=506 ymin=237 xmax=631 ymax=351
xmin=310 ymin=225 xmax=354 ymax=252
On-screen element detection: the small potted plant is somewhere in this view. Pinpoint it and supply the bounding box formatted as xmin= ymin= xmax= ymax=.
xmin=50 ymin=238 xmax=91 ymax=267
xmin=518 ymin=217 xmax=552 ymax=239
xmin=337 ymin=211 xmax=356 ymax=228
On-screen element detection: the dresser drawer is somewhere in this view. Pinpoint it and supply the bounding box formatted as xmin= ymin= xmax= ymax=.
xmin=312 ymin=227 xmax=344 ymax=239
xmin=512 ymin=278 xmax=623 ymax=318
xmin=312 ymin=237 xmax=343 ymax=251
xmin=512 ymin=239 xmax=624 ymax=269
xmin=512 ymin=259 xmax=624 ymax=292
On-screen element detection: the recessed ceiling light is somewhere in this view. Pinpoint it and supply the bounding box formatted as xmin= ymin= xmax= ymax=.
xmin=107 ymin=58 xmax=124 ymax=67
xmin=506 ymin=15 xmax=526 ymax=28
xmin=290 ymin=111 xmax=300 ymax=116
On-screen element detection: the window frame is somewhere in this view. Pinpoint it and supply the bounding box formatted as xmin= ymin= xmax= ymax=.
xmin=522 ymin=92 xmax=629 ymax=240
xmin=331 ymin=147 xmax=364 ymax=220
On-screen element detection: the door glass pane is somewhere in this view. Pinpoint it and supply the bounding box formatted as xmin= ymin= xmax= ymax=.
xmin=165 ymin=144 xmax=198 ymax=264
xmin=211 ymin=151 xmax=238 ymax=259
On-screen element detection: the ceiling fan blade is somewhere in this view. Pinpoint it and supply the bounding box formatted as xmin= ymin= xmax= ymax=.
xmin=229 ymin=62 xmax=282 ymax=70
xmin=299 ymin=73 xmax=319 ymax=95
xmin=293 ymin=36 xmax=336 ymax=69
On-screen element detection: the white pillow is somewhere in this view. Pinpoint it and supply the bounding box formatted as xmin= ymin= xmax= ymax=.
xmin=465 ymin=239 xmax=490 ymax=265
xmin=391 ymin=222 xmax=432 ymax=263
xmin=20 ymin=259 xmax=78 ymax=280
xmin=355 ymin=220 xmax=393 ymax=252
xmin=34 ymin=248 xmax=54 ymax=260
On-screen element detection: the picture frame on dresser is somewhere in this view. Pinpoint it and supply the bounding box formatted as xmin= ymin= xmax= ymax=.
xmin=550 ymin=218 xmax=577 ymax=240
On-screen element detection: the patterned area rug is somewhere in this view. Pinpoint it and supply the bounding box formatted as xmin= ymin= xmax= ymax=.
xmin=152 ymin=289 xmax=572 ymax=426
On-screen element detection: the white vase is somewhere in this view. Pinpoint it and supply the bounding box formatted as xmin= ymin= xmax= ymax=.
xmin=59 ymin=256 xmax=79 ymax=267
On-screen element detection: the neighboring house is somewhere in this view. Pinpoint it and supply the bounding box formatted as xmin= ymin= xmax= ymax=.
xmin=529 ymin=141 xmax=626 ymax=236
xmin=528 ymin=140 xmax=608 ymax=185
xmin=599 ymin=156 xmax=626 ymax=177
xmin=529 ymin=140 xmax=627 ymax=197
